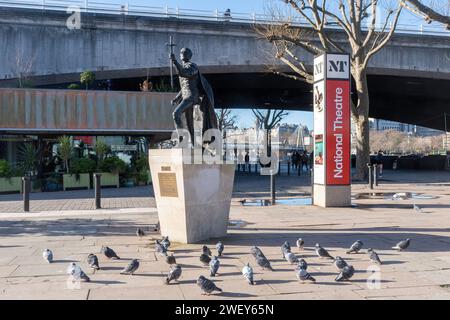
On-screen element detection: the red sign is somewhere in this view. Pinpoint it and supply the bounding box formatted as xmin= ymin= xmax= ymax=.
xmin=74 ymin=136 xmax=94 ymax=145
xmin=325 ymin=80 xmax=350 ymax=185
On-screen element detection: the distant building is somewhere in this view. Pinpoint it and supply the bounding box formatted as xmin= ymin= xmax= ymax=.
xmin=369 ymin=118 xmax=444 ymax=137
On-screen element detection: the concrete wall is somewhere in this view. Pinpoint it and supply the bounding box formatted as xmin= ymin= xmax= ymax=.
xmin=0 ymin=7 xmax=449 ymax=85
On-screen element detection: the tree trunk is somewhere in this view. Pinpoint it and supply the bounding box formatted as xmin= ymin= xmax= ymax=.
xmin=353 ymin=70 xmax=371 ymax=181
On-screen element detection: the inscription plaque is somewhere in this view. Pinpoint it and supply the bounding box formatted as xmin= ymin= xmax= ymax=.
xmin=158 ymin=173 xmax=178 ymax=197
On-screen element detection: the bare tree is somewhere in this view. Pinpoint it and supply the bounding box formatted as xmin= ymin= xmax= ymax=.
xmin=401 ymin=0 xmax=450 ymax=29
xmin=14 ymin=49 xmax=34 ymax=88
xmin=216 ymin=108 xmax=238 ymax=132
xmin=256 ymin=0 xmax=403 ymax=180
xmin=252 ymin=109 xmax=289 ymax=158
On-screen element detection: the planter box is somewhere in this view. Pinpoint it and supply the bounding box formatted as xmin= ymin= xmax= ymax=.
xmin=63 ymin=173 xmax=90 ymax=190
xmin=147 ymin=170 xmax=152 ymax=185
xmin=99 ymin=172 xmax=120 ymax=188
xmin=0 ymin=177 xmax=22 ymax=193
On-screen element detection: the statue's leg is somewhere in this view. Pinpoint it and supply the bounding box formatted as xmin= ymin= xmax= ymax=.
xmin=173 ymin=99 xmax=194 ymax=143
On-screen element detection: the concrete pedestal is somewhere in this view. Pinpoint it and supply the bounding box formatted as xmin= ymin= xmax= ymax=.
xmin=149 ymin=149 xmax=235 ymax=244
xmin=314 ymin=184 xmax=351 ymax=207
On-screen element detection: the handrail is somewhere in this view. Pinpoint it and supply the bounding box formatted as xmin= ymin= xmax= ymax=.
xmin=0 ymin=0 xmax=448 ymax=36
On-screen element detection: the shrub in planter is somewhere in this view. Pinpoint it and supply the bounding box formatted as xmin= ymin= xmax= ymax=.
xmin=71 ymin=158 xmax=96 ymax=174
xmin=0 ymin=159 xmax=12 ymax=178
xmin=99 ymin=156 xmax=128 ymax=174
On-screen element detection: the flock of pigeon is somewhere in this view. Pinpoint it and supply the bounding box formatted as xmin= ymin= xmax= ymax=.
xmin=41 ymin=227 xmax=411 ymax=295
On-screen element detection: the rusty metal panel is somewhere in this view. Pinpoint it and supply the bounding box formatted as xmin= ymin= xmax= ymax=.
xmin=0 ymin=88 xmax=176 ymax=135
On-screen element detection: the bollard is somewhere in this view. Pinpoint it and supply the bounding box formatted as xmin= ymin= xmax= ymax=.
xmin=367 ymin=163 xmax=373 ymax=190
xmin=373 ymin=164 xmax=378 ymax=187
xmin=22 ymin=176 xmax=30 ymax=212
xmin=287 ymin=161 xmax=290 ymax=176
xmin=270 ymin=173 xmax=276 ymax=205
xmin=297 ymin=163 xmax=301 ymax=176
xmin=94 ymin=173 xmax=102 ymax=209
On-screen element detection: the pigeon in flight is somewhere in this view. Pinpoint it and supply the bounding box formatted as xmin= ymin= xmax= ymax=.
xmin=87 ymin=253 xmax=100 ymax=270
xmin=315 ymin=243 xmax=334 ymax=259
xmin=250 ymin=246 xmax=266 ymax=259
xmin=242 ymin=263 xmax=255 ymax=285
xmin=200 ymin=253 xmax=212 ymax=266
xmin=161 ymin=236 xmax=171 ymax=251
xmin=256 ymin=255 xmax=274 ymax=271
xmin=101 ymin=246 xmax=120 ymax=259
xmin=367 ymin=248 xmax=382 ymax=265
xmin=136 ymin=228 xmax=145 ymax=239
xmin=296 ymin=268 xmax=316 ymax=283
xmin=285 ymin=252 xmax=300 ymax=264
xmin=121 ymin=259 xmax=140 ymax=275
xmin=209 ymin=256 xmax=220 ymax=277
xmin=67 ymin=263 xmax=90 ymax=282
xmin=392 ymin=238 xmax=410 ymax=251
xmin=413 ymin=204 xmax=423 ymax=213
xmin=202 ymin=245 xmax=212 ymax=256
xmin=197 ymin=275 xmax=222 ymax=295
xmin=216 ymin=241 xmax=224 ymax=256
xmin=165 ymin=253 xmax=176 ymax=265
xmin=165 ymin=264 xmax=182 ymax=284
xmin=296 ymin=238 xmax=304 ymax=251
xmin=155 ymin=240 xmax=168 ymax=257
xmin=295 ymin=258 xmax=308 ymax=271
xmin=335 ymin=265 xmax=355 ymax=281
xmin=42 ymin=249 xmax=53 ymax=263
xmin=347 ymin=240 xmax=364 ymax=254
xmin=334 ymin=256 xmax=348 ymax=270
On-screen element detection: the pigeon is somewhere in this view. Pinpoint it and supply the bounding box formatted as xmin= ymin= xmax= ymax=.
xmin=200 ymin=253 xmax=212 ymax=266
xmin=296 ymin=268 xmax=316 ymax=283
xmin=87 ymin=253 xmax=100 ymax=270
xmin=295 ymin=258 xmax=308 ymax=271
xmin=392 ymin=238 xmax=410 ymax=251
xmin=335 ymin=265 xmax=355 ymax=281
xmin=197 ymin=275 xmax=222 ymax=295
xmin=136 ymin=228 xmax=145 ymax=238
xmin=165 ymin=253 xmax=176 ymax=265
xmin=101 ymin=246 xmax=120 ymax=259
xmin=155 ymin=240 xmax=168 ymax=257
xmin=256 ymin=255 xmax=274 ymax=271
xmin=413 ymin=204 xmax=423 ymax=213
xmin=216 ymin=241 xmax=224 ymax=256
xmin=281 ymin=241 xmax=291 ymax=258
xmin=334 ymin=256 xmax=348 ymax=270
xmin=42 ymin=249 xmax=53 ymax=263
xmin=202 ymin=245 xmax=212 ymax=256
xmin=242 ymin=263 xmax=254 ymax=285
xmin=121 ymin=259 xmax=140 ymax=275
xmin=367 ymin=248 xmax=382 ymax=265
xmin=285 ymin=252 xmax=300 ymax=264
xmin=315 ymin=243 xmax=334 ymax=259
xmin=347 ymin=240 xmax=364 ymax=254
xmin=296 ymin=238 xmax=304 ymax=251
xmin=165 ymin=264 xmax=182 ymax=284
xmin=154 ymin=221 xmax=160 ymax=232
xmin=209 ymin=256 xmax=220 ymax=277
xmin=250 ymin=246 xmax=266 ymax=259
xmin=67 ymin=263 xmax=90 ymax=282
xmin=161 ymin=236 xmax=171 ymax=251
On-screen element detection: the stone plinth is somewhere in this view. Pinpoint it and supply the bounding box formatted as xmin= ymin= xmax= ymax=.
xmin=149 ymin=149 xmax=235 ymax=244
xmin=314 ymin=184 xmax=351 ymax=207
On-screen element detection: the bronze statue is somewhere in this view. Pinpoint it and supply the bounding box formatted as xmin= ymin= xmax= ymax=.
xmin=170 ymin=48 xmax=217 ymax=144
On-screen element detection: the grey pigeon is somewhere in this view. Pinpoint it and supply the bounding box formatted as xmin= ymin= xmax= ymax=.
xmin=315 ymin=243 xmax=334 ymax=259
xmin=285 ymin=252 xmax=300 ymax=264
xmin=295 ymin=258 xmax=308 ymax=271
xmin=197 ymin=275 xmax=222 ymax=295
xmin=216 ymin=241 xmax=224 ymax=256
xmin=101 ymin=246 xmax=120 ymax=259
xmin=42 ymin=249 xmax=53 ymax=263
xmin=367 ymin=248 xmax=382 ymax=265
xmin=296 ymin=238 xmax=304 ymax=251
xmin=67 ymin=263 xmax=90 ymax=282
xmin=209 ymin=256 xmax=220 ymax=277
xmin=87 ymin=253 xmax=100 ymax=270
xmin=413 ymin=204 xmax=423 ymax=213
xmin=392 ymin=238 xmax=410 ymax=251
xmin=200 ymin=253 xmax=211 ymax=266
xmin=165 ymin=253 xmax=176 ymax=265
xmin=296 ymin=268 xmax=316 ymax=283
xmin=347 ymin=240 xmax=364 ymax=254
xmin=155 ymin=240 xmax=168 ymax=257
xmin=281 ymin=241 xmax=291 ymax=258
xmin=334 ymin=256 xmax=348 ymax=270
xmin=250 ymin=246 xmax=266 ymax=259
xmin=242 ymin=263 xmax=254 ymax=285
xmin=161 ymin=236 xmax=171 ymax=251
xmin=165 ymin=264 xmax=182 ymax=284
xmin=335 ymin=265 xmax=355 ymax=281
xmin=202 ymin=245 xmax=212 ymax=256
xmin=136 ymin=228 xmax=145 ymax=238
xmin=256 ymin=255 xmax=274 ymax=271
xmin=121 ymin=259 xmax=140 ymax=275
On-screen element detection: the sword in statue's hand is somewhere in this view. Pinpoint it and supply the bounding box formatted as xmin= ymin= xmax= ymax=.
xmin=166 ymin=36 xmax=177 ymax=90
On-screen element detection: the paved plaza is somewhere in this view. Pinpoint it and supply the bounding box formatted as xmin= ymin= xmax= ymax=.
xmin=0 ymin=170 xmax=450 ymax=299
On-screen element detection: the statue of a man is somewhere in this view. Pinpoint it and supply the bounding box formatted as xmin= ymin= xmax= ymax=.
xmin=170 ymin=48 xmax=217 ymax=144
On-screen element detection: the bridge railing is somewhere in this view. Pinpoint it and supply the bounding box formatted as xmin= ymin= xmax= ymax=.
xmin=0 ymin=0 xmax=448 ymax=36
